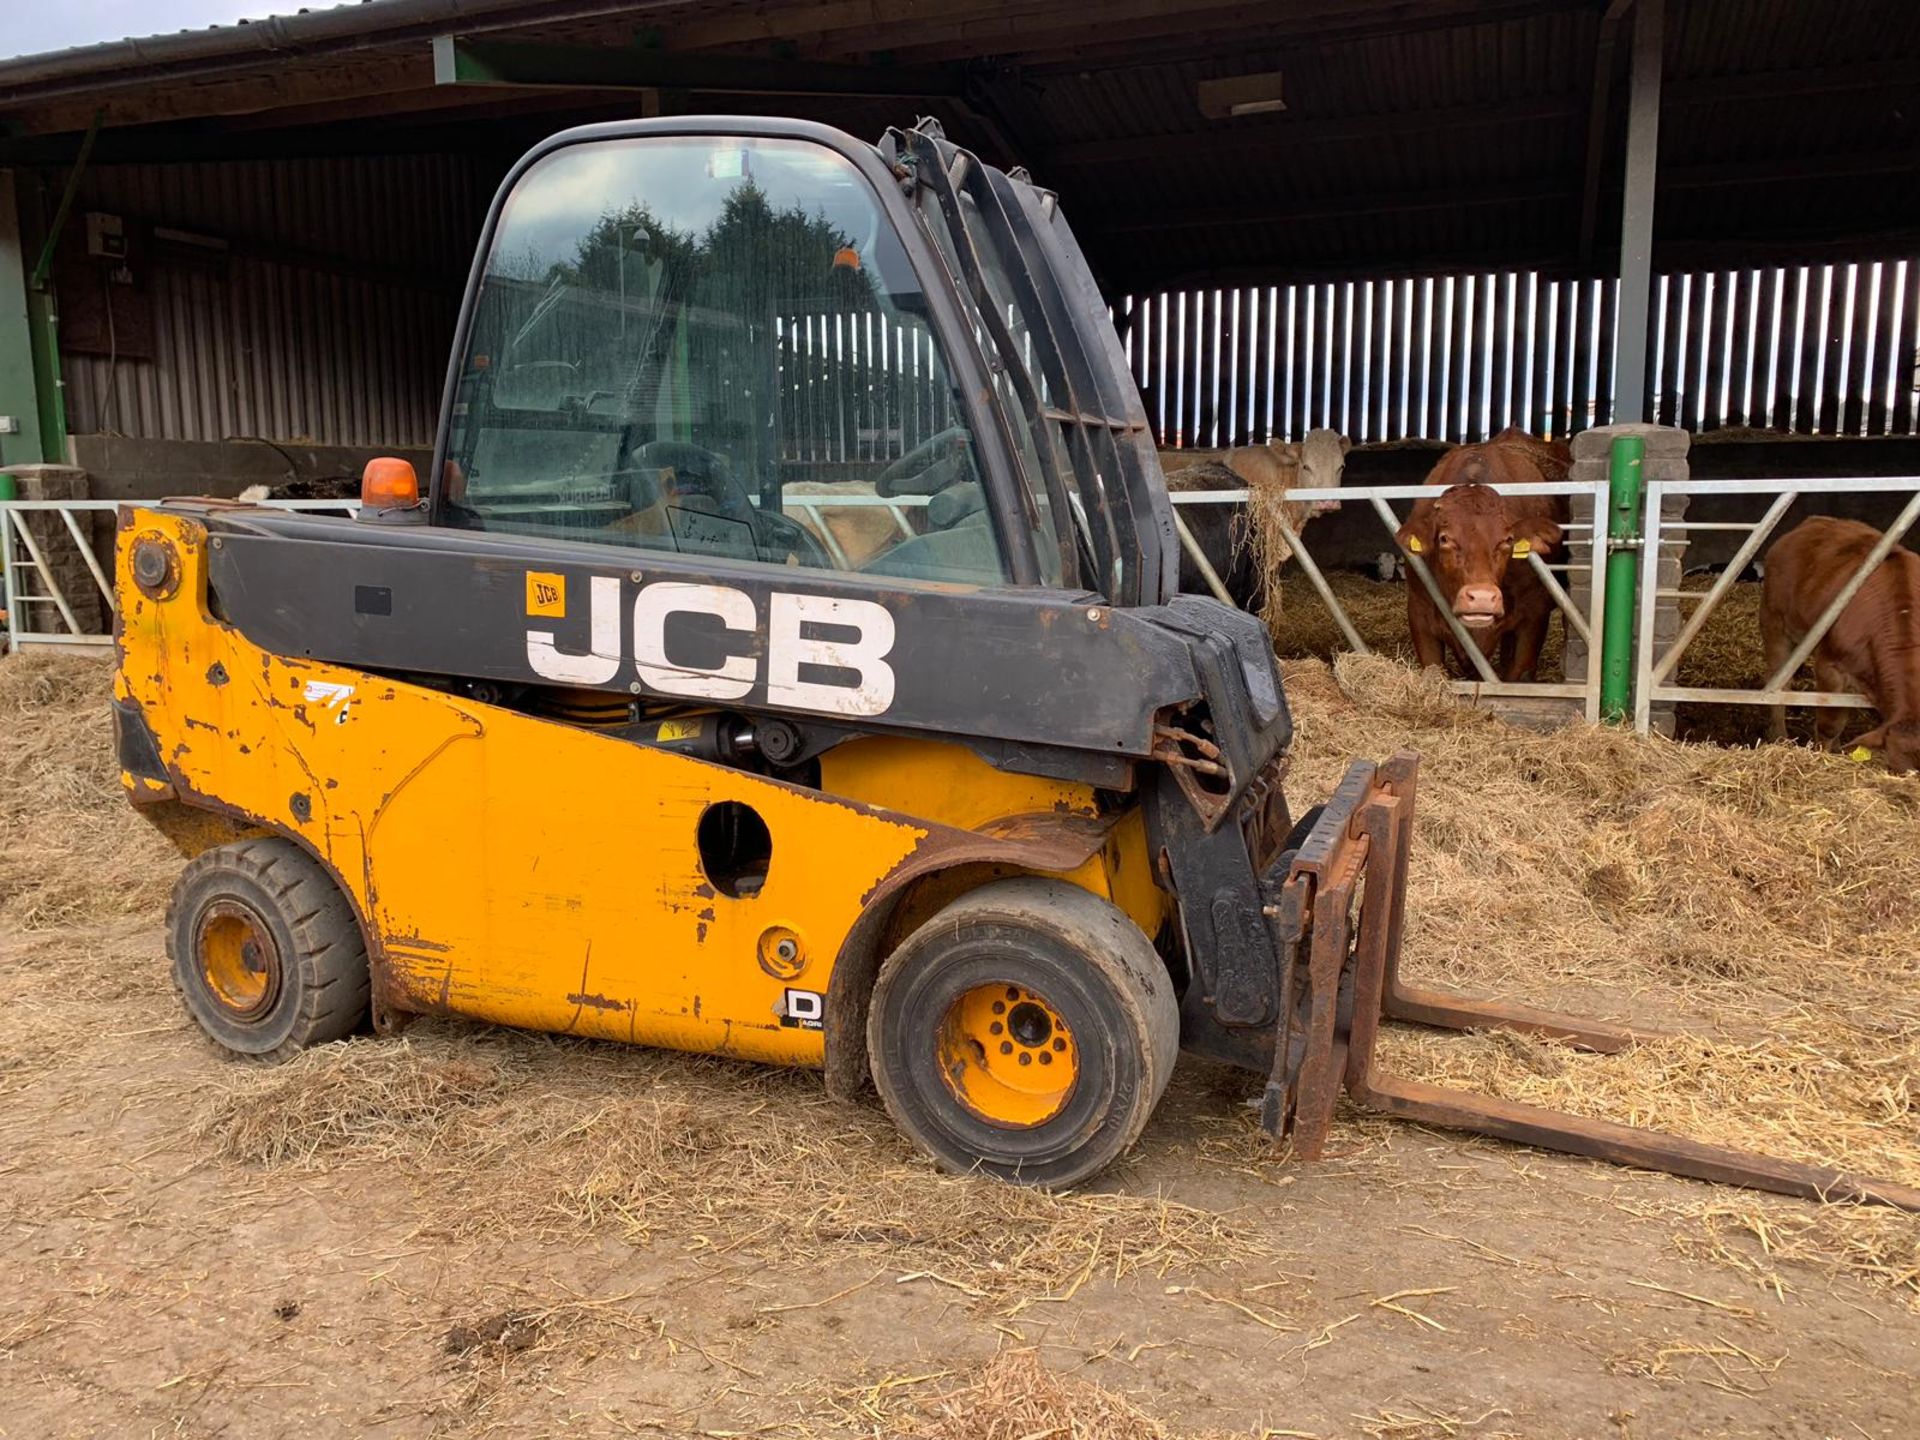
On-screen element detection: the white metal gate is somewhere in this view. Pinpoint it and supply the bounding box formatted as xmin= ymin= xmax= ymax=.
xmin=0 ymin=499 xmax=356 ymax=652
xmin=1631 ymin=475 xmax=1920 ymax=735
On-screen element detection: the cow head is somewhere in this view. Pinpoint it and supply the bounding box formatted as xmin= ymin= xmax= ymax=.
xmin=1298 ymin=429 xmax=1350 ymax=513
xmin=1858 ymin=719 xmax=1920 ymax=775
xmin=1396 ymin=483 xmax=1561 ymax=629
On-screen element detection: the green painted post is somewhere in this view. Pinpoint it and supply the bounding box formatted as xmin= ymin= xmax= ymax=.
xmin=0 ymin=170 xmax=49 ymax=470
xmin=1599 ymin=435 xmax=1645 ymax=723
xmin=23 ymin=284 xmax=67 ymax=463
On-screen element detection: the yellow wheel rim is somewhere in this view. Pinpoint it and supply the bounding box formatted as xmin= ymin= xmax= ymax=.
xmin=937 ymin=982 xmax=1079 ymax=1127
xmin=197 ymin=901 xmax=281 ymax=1018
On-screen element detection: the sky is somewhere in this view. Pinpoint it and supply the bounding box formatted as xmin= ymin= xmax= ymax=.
xmin=2 ymin=0 xmax=295 ymax=61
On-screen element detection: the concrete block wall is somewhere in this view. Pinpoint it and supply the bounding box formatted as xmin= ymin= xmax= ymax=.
xmin=1562 ymin=424 xmax=1690 ymax=736
xmin=0 ymin=464 xmax=108 ymax=637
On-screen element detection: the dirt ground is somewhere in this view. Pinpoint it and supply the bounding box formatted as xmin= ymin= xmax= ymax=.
xmin=3 ymin=653 xmax=1917 ymax=1439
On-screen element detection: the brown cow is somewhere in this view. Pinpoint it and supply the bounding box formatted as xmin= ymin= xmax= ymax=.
xmin=1395 ymin=427 xmax=1570 ymax=681
xmin=1761 ymin=515 xmax=1920 ymax=773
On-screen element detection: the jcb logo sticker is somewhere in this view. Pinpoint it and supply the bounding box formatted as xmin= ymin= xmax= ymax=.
xmin=525 ymin=571 xmax=566 ymax=617
xmin=524 ymin=573 xmax=897 ymax=718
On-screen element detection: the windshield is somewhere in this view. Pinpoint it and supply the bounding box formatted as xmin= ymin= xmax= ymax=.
xmin=442 ymin=135 xmax=1011 ymax=587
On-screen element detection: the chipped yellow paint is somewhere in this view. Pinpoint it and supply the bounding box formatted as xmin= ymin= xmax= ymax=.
xmin=115 ymin=508 xmax=1168 ymax=1070
xmin=820 ymin=733 xmax=1165 ymax=927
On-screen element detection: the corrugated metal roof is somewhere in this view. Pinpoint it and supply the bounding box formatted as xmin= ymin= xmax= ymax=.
xmin=0 ymin=1 xmax=1914 ymax=288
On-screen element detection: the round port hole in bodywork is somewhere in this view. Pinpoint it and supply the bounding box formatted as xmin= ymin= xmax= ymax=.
xmin=696 ymin=801 xmax=773 ymax=898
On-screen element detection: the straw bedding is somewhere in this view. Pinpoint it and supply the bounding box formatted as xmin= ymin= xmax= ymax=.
xmin=2 ymin=648 xmax=1915 ymax=1304
xmin=0 ymin=652 xmax=174 ymax=929
xmin=1285 ymin=654 xmax=1920 ymax=1295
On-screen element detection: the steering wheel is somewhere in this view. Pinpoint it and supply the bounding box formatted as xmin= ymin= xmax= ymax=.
xmin=635 ymin=441 xmax=759 ymax=528
xmin=757 ymin=508 xmax=836 ymax=570
xmin=634 ymin=441 xmax=838 ymax=570
xmin=875 ymin=426 xmax=973 ymax=497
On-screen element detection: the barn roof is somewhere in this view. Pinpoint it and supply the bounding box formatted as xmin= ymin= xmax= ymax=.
xmin=1 ymin=0 xmax=1915 ymax=289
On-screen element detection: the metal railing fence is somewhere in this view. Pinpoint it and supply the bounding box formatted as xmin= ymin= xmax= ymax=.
xmin=1 ymin=499 xmax=356 ymax=651
xmin=12 ymin=479 xmax=1920 ymax=751
xmin=1631 ymin=475 xmax=1920 ymax=735
xmin=1166 ymin=481 xmax=1609 ymax=718
xmin=0 ymin=487 xmax=1606 ymax=720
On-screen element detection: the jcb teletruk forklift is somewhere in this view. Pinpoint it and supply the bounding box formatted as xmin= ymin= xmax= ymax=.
xmin=115 ymin=118 xmax=1915 ymax=1205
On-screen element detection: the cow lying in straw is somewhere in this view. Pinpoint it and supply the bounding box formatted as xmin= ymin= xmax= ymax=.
xmin=1163 ymin=429 xmax=1350 ymax=634
xmin=1762 ymin=515 xmax=1920 ymax=773
xmin=1395 ymin=427 xmax=1570 ymax=683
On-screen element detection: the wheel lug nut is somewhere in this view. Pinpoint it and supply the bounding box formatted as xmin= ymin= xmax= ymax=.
xmin=992 ymin=1001 xmax=1005 ymax=1015
xmin=1018 ymin=1052 xmax=1032 ymax=1066
xmin=1000 ymin=1041 xmax=1013 ymax=1055
xmin=1006 ymin=987 xmax=1020 ymax=1000
xmin=1038 ymin=1052 xmax=1052 ymax=1065
xmin=990 ymin=1022 xmax=1002 ymax=1035
xmin=1053 ymin=1038 xmax=1066 ymax=1052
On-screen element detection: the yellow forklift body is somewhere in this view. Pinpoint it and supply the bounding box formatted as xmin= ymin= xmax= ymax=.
xmin=116 ymin=509 xmax=1166 ymax=1065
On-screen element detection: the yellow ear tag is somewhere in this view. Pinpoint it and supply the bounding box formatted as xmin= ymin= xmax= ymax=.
xmin=1406 ymin=535 xmax=1424 ymax=553
xmin=1849 ymin=746 xmax=1873 ymax=763
xmin=1511 ymin=538 xmax=1532 ymax=558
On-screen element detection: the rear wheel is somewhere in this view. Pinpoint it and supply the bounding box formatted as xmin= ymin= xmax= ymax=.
xmin=867 ymin=878 xmax=1179 ymax=1188
xmin=167 ymin=838 xmax=370 ymax=1060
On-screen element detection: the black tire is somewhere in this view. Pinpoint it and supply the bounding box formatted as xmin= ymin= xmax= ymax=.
xmin=166 ymin=838 xmax=370 ymax=1061
xmin=866 ymin=877 xmax=1180 ymax=1188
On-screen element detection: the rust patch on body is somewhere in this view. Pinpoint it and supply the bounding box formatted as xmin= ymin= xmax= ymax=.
xmin=566 ymin=990 xmax=630 ymax=1013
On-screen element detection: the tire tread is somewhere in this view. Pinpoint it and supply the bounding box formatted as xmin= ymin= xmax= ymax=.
xmin=166 ymin=838 xmax=370 ymax=1061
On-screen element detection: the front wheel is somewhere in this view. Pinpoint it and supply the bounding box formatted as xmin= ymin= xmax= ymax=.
xmin=167 ymin=838 xmax=370 ymax=1060
xmin=866 ymin=878 xmax=1180 ymax=1188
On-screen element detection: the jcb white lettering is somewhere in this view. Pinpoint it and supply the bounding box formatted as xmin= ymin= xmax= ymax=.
xmin=632 ymin=583 xmax=756 ymax=700
xmin=766 ymin=594 xmax=896 ymax=717
xmin=526 ymin=574 xmax=621 ymax=685
xmin=521 ymin=571 xmax=899 ymax=717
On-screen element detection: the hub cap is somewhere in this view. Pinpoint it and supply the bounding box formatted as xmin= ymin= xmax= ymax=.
xmin=937 ymin=982 xmax=1079 ymax=1127
xmin=196 ymin=901 xmax=282 ymax=1018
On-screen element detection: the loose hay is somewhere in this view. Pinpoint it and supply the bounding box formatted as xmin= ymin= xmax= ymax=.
xmin=1292 ymin=653 xmax=1920 ymax=1296
xmin=1163 ymin=437 xmax=1345 ymax=636
xmin=878 ymin=1349 xmax=1188 ymax=1440
xmin=814 ymin=1349 xmax=1255 ymax=1440
xmin=197 ymin=1033 xmax=515 ymax=1166
xmin=0 ymin=652 xmax=175 ymax=928
xmin=199 ymin=1024 xmax=1280 ymax=1301
xmin=6 ymin=647 xmax=1918 ymax=1303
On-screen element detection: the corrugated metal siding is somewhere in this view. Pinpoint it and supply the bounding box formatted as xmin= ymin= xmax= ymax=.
xmin=1125 ymin=256 xmax=1920 ymax=449
xmin=57 ymin=153 xmax=489 ymax=447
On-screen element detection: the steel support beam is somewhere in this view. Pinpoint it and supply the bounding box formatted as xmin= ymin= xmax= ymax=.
xmin=431 ymin=36 xmax=963 ymax=99
xmin=1576 ymin=0 xmax=1631 ymax=265
xmin=1612 ymin=0 xmax=1661 ymax=425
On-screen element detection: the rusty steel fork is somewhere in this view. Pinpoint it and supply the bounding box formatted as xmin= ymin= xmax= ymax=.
xmin=1264 ymin=751 xmax=1920 ymax=1212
